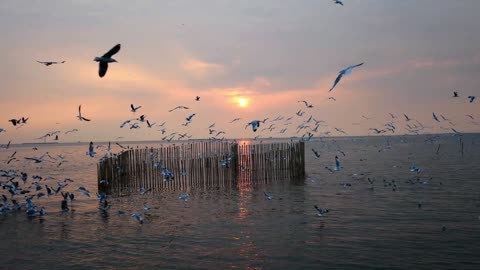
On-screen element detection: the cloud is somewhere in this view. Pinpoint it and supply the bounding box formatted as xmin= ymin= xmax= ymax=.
xmin=182 ymin=58 xmax=226 ymax=79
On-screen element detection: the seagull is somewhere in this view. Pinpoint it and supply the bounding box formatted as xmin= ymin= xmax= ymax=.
xmin=403 ymin=114 xmax=412 ymax=121
xmin=146 ymin=120 xmax=156 ymax=128
xmin=131 ymin=213 xmax=144 ymax=224
xmin=137 ymin=115 xmax=146 ymax=122
xmin=332 ymin=0 xmax=344 ymax=6
xmin=8 ymin=119 xmax=20 ymax=126
xmin=24 ymin=152 xmax=51 ymax=163
xmin=229 ymin=118 xmax=241 ymax=123
xmin=94 ymin=44 xmax=121 ymax=78
xmin=432 ymin=113 xmax=440 ymax=122
xmin=130 ymin=104 xmax=142 ymax=112
xmin=179 ymin=194 xmax=189 ymax=202
xmin=453 ymin=91 xmax=459 ymax=97
xmin=263 ymin=191 xmax=273 ymax=200
xmin=468 ymin=96 xmax=476 ymax=103
xmin=169 ymin=106 xmax=189 ymax=112
xmin=329 ymin=63 xmax=364 ymax=92
xmin=139 ymin=187 xmax=152 ymax=195
xmin=334 ymin=156 xmax=341 ymax=171
xmin=65 ymin=129 xmax=79 ymax=134
xmin=77 ymin=105 xmax=91 ymax=121
xmin=195 ymin=96 xmax=200 ymax=101
xmin=186 ymin=113 xmax=196 ymax=122
xmin=298 ymin=100 xmax=313 ymax=108
xmin=312 ymin=149 xmax=321 ymax=159
xmin=37 ymin=60 xmax=65 ymax=66
xmin=314 ymin=205 xmax=329 ymax=216
xmin=87 ymin=142 xmax=96 ymax=157
xmin=245 ymin=119 xmax=267 ymax=132
xmin=328 ymin=97 xmax=337 ymax=101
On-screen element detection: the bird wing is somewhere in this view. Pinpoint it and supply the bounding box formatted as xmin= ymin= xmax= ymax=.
xmin=349 ymin=62 xmax=364 ymax=69
xmin=78 ymin=105 xmax=82 ymax=116
xmin=329 ymin=73 xmax=343 ymax=92
xmin=82 ymin=117 xmax=91 ymax=122
xmin=131 ymin=104 xmax=135 ymax=110
xmin=103 ymin=44 xmax=121 ymax=58
xmin=99 ymin=62 xmax=108 ymax=77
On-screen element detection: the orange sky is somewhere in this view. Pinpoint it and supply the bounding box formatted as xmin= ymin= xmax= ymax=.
xmin=1 ymin=1 xmax=479 ymax=144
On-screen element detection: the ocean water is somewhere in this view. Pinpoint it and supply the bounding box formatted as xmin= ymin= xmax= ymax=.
xmin=1 ymin=134 xmax=480 ymax=270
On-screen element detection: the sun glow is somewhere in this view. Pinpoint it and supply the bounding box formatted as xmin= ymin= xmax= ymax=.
xmin=237 ymin=97 xmax=249 ymax=108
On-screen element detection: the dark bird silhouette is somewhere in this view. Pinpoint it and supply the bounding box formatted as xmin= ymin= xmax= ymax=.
xmin=37 ymin=60 xmax=65 ymax=66
xmin=94 ymin=44 xmax=121 ymax=78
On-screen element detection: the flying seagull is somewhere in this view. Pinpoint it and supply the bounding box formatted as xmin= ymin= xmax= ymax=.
xmin=468 ymin=96 xmax=476 ymax=103
xmin=195 ymin=96 xmax=200 ymax=101
xmin=169 ymin=106 xmax=189 ymax=112
xmin=186 ymin=113 xmax=196 ymax=122
xmin=130 ymin=104 xmax=142 ymax=112
xmin=77 ymin=105 xmax=91 ymax=121
xmin=245 ymin=119 xmax=268 ymax=132
xmin=453 ymin=91 xmax=459 ymax=97
xmin=333 ymin=0 xmax=344 ymax=6
xmin=432 ymin=113 xmax=440 ymax=122
xmin=37 ymin=60 xmax=65 ymax=66
xmin=314 ymin=205 xmax=329 ymax=216
xmin=312 ymin=149 xmax=321 ymax=159
xmin=94 ymin=44 xmax=121 ymax=78
xmin=298 ymin=100 xmax=314 ymax=108
xmin=329 ymin=63 xmax=364 ymax=92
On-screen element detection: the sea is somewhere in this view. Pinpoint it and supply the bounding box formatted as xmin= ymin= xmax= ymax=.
xmin=1 ymin=134 xmax=480 ymax=270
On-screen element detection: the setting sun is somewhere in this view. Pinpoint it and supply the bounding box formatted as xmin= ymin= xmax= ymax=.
xmin=237 ymin=97 xmax=249 ymax=108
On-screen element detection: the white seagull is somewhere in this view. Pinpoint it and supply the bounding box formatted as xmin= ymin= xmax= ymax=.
xmin=94 ymin=44 xmax=121 ymax=78
xmin=329 ymin=63 xmax=364 ymax=92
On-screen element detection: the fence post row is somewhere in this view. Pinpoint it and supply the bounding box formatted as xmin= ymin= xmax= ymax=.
xmin=98 ymin=141 xmax=306 ymax=195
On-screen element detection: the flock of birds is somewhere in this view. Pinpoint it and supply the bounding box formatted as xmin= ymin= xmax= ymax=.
xmin=1 ymin=0 xmax=479 ymax=226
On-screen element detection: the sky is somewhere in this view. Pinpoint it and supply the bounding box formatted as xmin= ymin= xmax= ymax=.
xmin=1 ymin=0 xmax=479 ymax=143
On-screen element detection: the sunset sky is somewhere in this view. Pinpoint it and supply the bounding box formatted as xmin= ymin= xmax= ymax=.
xmin=1 ymin=0 xmax=479 ymax=143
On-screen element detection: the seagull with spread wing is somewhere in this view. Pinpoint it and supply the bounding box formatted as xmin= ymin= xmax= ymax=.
xmin=37 ymin=60 xmax=65 ymax=66
xmin=94 ymin=44 xmax=121 ymax=78
xmin=329 ymin=63 xmax=364 ymax=92
xmin=169 ymin=106 xmax=189 ymax=112
xmin=130 ymin=104 xmax=142 ymax=112
xmin=77 ymin=105 xmax=91 ymax=121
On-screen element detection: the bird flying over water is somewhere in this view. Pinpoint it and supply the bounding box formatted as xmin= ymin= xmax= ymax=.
xmin=453 ymin=91 xmax=459 ymax=97
xmin=329 ymin=63 xmax=364 ymax=92
xmin=77 ymin=105 xmax=91 ymax=121
xmin=314 ymin=205 xmax=329 ymax=216
xmin=87 ymin=142 xmax=96 ymax=157
xmin=312 ymin=149 xmax=320 ymax=159
xmin=245 ymin=119 xmax=268 ymax=132
xmin=94 ymin=44 xmax=121 ymax=78
xmin=37 ymin=60 xmax=65 ymax=66
xmin=468 ymin=96 xmax=476 ymax=103
xmin=195 ymin=96 xmax=200 ymax=101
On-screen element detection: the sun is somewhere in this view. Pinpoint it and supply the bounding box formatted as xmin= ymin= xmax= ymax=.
xmin=237 ymin=97 xmax=249 ymax=108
